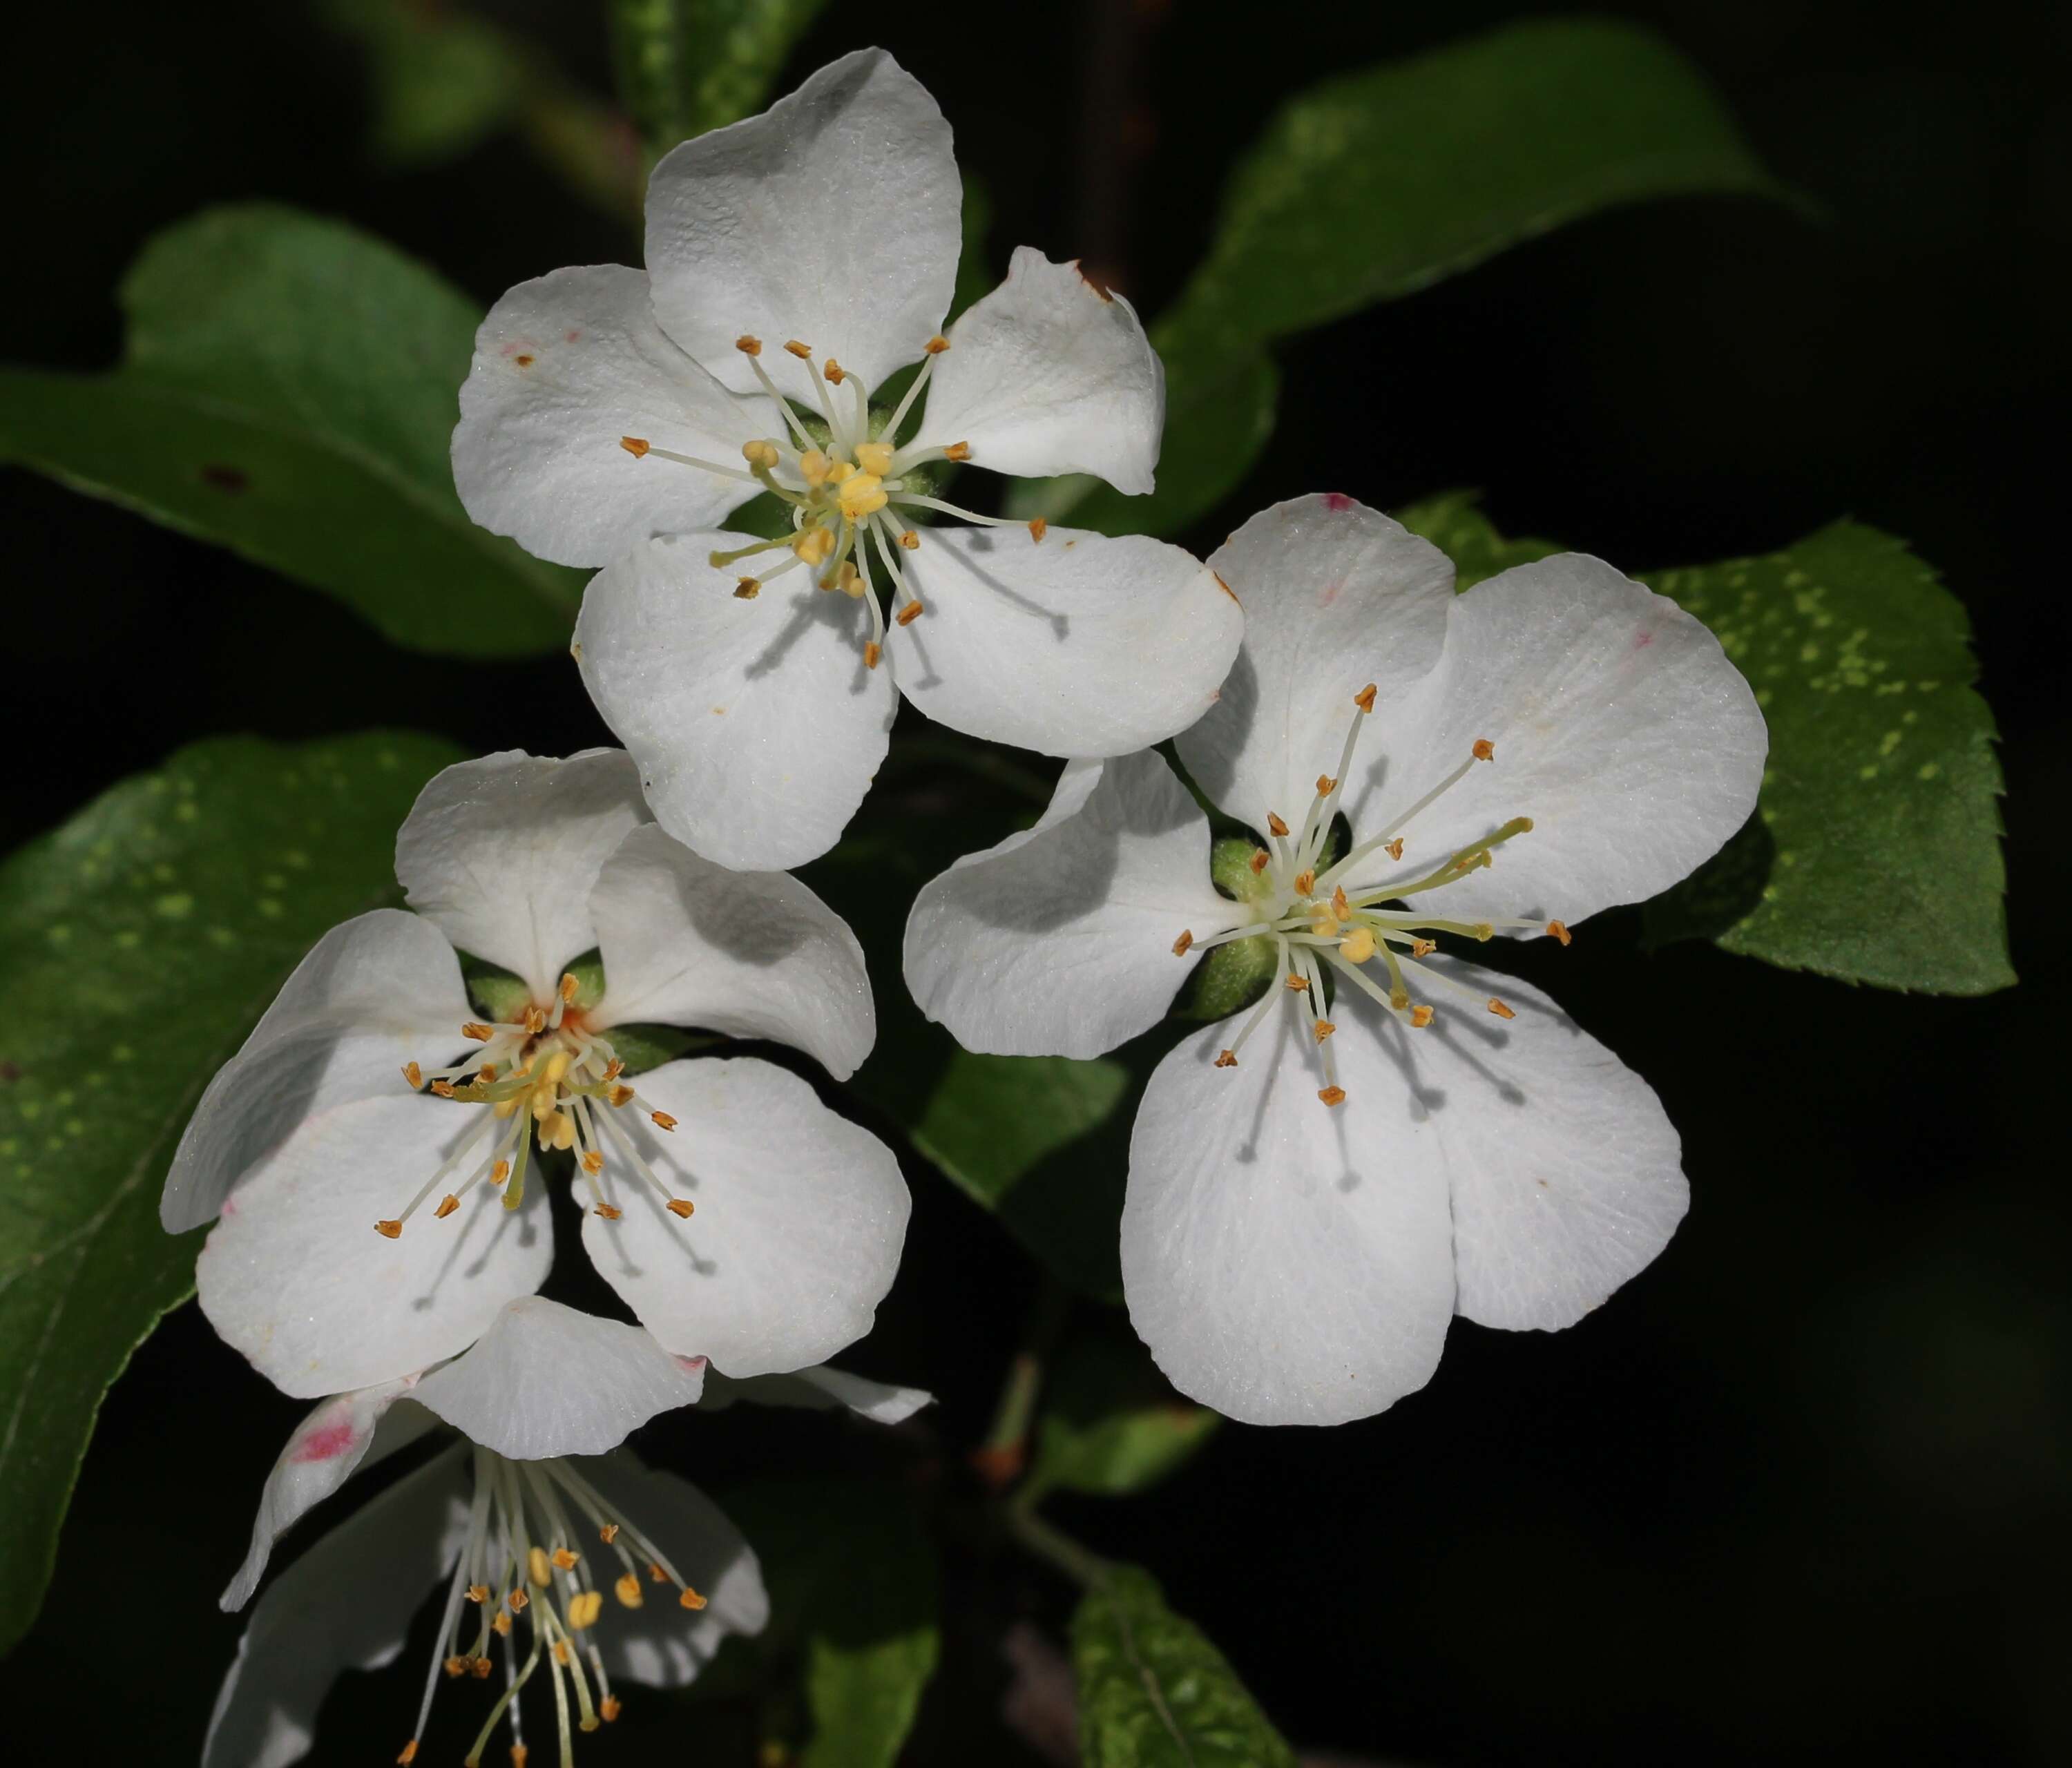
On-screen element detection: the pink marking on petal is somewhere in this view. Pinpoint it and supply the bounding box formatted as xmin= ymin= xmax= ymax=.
xmin=1322 ymin=492 xmax=1354 ymax=512
xmin=218 ymin=1195 xmax=238 ymax=1217
xmin=1318 ymin=581 xmax=1342 ymax=607
xmin=674 ymin=1355 xmax=709 ymax=1374
xmin=291 ymin=1421 xmax=358 ymax=1463
xmin=1634 ymin=628 xmax=1656 ymax=649
xmin=565 ymin=329 xmax=583 ymax=343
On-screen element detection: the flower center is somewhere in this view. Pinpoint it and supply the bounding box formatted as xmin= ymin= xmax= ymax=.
xmin=380 ymin=970 xmax=691 ymax=1238
xmin=617 ymin=332 xmax=1048 ymax=672
xmin=1171 ymin=685 xmax=1570 ymax=1108
xmin=394 ymin=1445 xmax=710 ymax=1768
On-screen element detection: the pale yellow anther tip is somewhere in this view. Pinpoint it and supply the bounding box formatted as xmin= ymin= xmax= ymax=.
xmin=615 ymin=1572 xmax=644 ymax=1608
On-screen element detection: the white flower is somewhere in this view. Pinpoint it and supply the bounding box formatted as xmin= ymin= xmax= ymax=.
xmin=162 ymin=748 xmax=909 ymax=1392
xmin=204 ymin=1300 xmax=773 ymax=1768
xmin=452 ymin=47 xmax=1243 ymax=871
xmin=903 ymin=493 xmax=1767 ymax=1426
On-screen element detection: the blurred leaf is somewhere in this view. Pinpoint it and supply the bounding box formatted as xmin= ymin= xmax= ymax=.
xmin=1405 ymin=501 xmax=2011 ymax=993
xmin=1641 ymin=524 xmax=2012 ymax=992
xmin=1030 ymin=1328 xmax=1218 ymax=1499
xmin=1032 ymin=19 xmax=1779 ymax=538
xmin=609 ymin=0 xmax=829 ymax=158
xmin=0 ymin=205 xmax=582 ymax=657
xmin=325 ymin=0 xmax=526 ymax=166
xmin=703 ymin=1479 xmax=937 ymax=1765
xmin=0 ymin=731 xmax=463 ymax=1656
xmin=1073 ymin=1566 xmax=1296 ymax=1767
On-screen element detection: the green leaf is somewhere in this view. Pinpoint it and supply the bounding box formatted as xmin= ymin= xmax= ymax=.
xmin=1030 ymin=1329 xmax=1218 ymax=1499
xmin=608 ymin=0 xmax=829 ymax=157
xmin=702 ymin=1480 xmax=938 ymax=1767
xmin=1030 ymin=19 xmax=1778 ymax=539
xmin=1402 ymin=499 xmax=2011 ymax=993
xmin=0 ymin=731 xmax=464 ymax=1656
xmin=1641 ymin=524 xmax=2012 ymax=992
xmin=1073 ymin=1566 xmax=1296 ymax=1768
xmin=323 ymin=0 xmax=528 ymax=166
xmin=910 ymin=1050 xmax=1133 ymax=1299
xmin=0 ymin=205 xmax=584 ymax=657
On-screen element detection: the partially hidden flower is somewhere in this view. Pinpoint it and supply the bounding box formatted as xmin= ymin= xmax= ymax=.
xmin=903 ymin=493 xmax=1767 ymax=1425
xmin=162 ymin=748 xmax=909 ymax=1395
xmin=202 ymin=1298 xmax=789 ymax=1768
xmin=452 ymin=47 xmax=1242 ymax=870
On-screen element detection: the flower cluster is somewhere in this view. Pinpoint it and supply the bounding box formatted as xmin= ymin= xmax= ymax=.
xmin=164 ymin=47 xmax=1767 ymax=1768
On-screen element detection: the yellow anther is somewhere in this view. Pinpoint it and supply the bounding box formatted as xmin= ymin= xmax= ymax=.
xmin=511 ymin=1745 xmax=528 ymax=1768
xmin=615 ymin=1573 xmax=644 ymax=1608
xmin=823 ymin=357 xmax=846 ymax=384
xmin=582 ymin=1150 xmax=604 ymax=1175
xmin=397 ymin=1742 xmax=419 ymax=1765
xmin=895 ymin=599 xmax=925 ymax=625
xmin=1313 ymin=1019 xmax=1336 ymax=1043
xmin=443 ymin=1655 xmax=468 ymax=1678
xmin=896 ymin=529 xmax=920 ymax=549
xmin=1390 ymin=986 xmax=1410 ymax=1011
xmin=494 ymin=1097 xmax=520 ymax=1120
xmin=602 ymin=1058 xmax=624 ymax=1080
xmin=528 ymin=1547 xmax=553 ymax=1587
xmin=461 ymin=1021 xmax=495 ymax=1042
xmin=492 ymin=1609 xmax=512 ymax=1636
xmin=924 ymin=334 xmax=951 ymax=354
xmin=1546 ymin=920 xmax=1572 ymax=945
xmin=599 ymin=1524 xmax=620 ymax=1545
xmin=524 ymin=1005 xmax=547 ymax=1035
xmin=433 ymin=1194 xmax=459 ymax=1220
xmin=600 ymin=1695 xmax=622 ymax=1723
xmin=1339 ymin=927 xmax=1376 ymax=963
xmin=401 ymin=1061 xmax=423 ymax=1089
xmin=467 ymin=1584 xmax=491 ymax=1604
xmin=826 ymin=459 xmax=856 ymax=483
xmin=552 ymin=1641 xmax=569 ymax=1666
xmin=1267 ymin=812 xmax=1290 ymax=837
xmin=798 ymin=449 xmax=832 ymax=488
xmin=864 ymin=640 xmax=883 ymax=670
xmin=508 ymin=1587 xmax=529 ymax=1613
xmin=1318 ymin=1086 xmax=1347 ymax=1107
xmin=374 ymin=1220 xmax=402 ymax=1239
xmin=1410 ymin=938 xmax=1436 ymax=959
xmin=620 ymin=436 xmax=651 ymax=458
xmin=567 ymin=1589 xmax=604 ymax=1629
xmin=741 ymin=439 xmax=780 ymax=470
xmin=1248 ymin=848 xmax=1269 ymax=875
xmin=1410 ymin=1004 xmax=1435 ymax=1029
xmin=1028 ymin=517 xmax=1048 ymax=543
xmin=943 ymin=441 xmax=972 ymax=461
xmin=837 ymin=472 xmax=888 ymax=519
xmin=1294 ymin=868 xmax=1316 ymax=896
xmin=666 ymin=1198 xmax=696 ymax=1219
xmin=545 ymin=1111 xmax=577 ymax=1151
xmin=1472 ymin=738 xmax=1495 ymax=762
xmin=792 ymin=526 xmax=835 ymax=565
xmin=651 ymin=1111 xmax=677 ymax=1132
xmin=834 ymin=561 xmax=865 ymax=598
xmin=1310 ymin=911 xmax=1341 ymax=938
xmin=1354 ymin=683 xmax=1377 ymax=713
xmin=734 ymin=577 xmax=760 ymax=599
xmin=608 ymin=1084 xmax=635 ymax=1107
xmin=1171 ymin=930 xmax=1194 ymax=957
xmin=1285 ymin=973 xmax=1310 ymax=992
xmin=477 ymin=1063 xmax=498 ymax=1082
xmin=1316 ymin=775 xmax=1336 ymax=795
xmin=648 ymin=1562 xmax=669 ymax=1582
xmin=1470 ymin=923 xmax=1495 ymax=941
xmin=1214 ymin=1050 xmax=1238 ymax=1068
xmin=679 ymin=1585 xmax=709 ymax=1611
xmin=736 ymin=334 xmax=762 ymax=356
xmin=470 ymin=1656 xmax=493 ymax=1680
xmin=1332 ymin=885 xmax=1350 ymax=919
xmin=488 ymin=1160 xmax=510 ymax=1189
xmin=1384 ymin=838 xmax=1405 ymax=861
xmin=429 ymin=1079 xmax=457 ymax=1098
xmin=541 ymin=1050 xmax=571 ymax=1085
xmin=595 ymin=1203 xmax=622 ymax=1220
xmin=551 ymin=1546 xmax=579 ymax=1570
xmin=855 ymin=440 xmax=894 ymax=475
xmin=1488 ymin=997 xmax=1516 ymax=1019
xmin=783 ymin=339 xmax=812 ymax=359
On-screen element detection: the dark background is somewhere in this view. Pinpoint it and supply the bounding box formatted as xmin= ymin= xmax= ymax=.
xmin=3 ymin=1 xmax=2065 ymax=1763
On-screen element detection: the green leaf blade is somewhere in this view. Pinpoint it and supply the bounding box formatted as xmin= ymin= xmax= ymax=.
xmin=1073 ymin=1566 xmax=1296 ymax=1768
xmin=610 ymin=0 xmax=829 ymax=156
xmin=1030 ymin=1328 xmax=1219 ymax=1499
xmin=0 ymin=731 xmax=464 ymax=1654
xmin=0 ymin=206 xmax=584 ymax=657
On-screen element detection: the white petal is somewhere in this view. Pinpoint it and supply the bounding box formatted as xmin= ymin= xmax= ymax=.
xmin=904 ymin=752 xmax=1227 ymax=1057
xmin=396 ymin=749 xmax=649 ymax=997
xmin=576 ymin=533 xmax=895 ymax=872
xmin=1122 ymin=990 xmax=1457 ymax=1426
xmin=588 ymin=824 xmax=874 ymax=1079
xmin=905 ymin=247 xmax=1162 ymax=493
xmin=1408 ymin=957 xmax=1688 ymax=1332
xmin=888 ymin=528 xmax=1242 ymax=756
xmin=581 ymin=1057 xmax=908 ymax=1376
xmin=1178 ymin=494 xmax=1455 ymax=837
xmin=700 ymin=1363 xmax=933 ymax=1425
xmin=163 ymin=910 xmax=471 ymax=1233
xmin=1349 ymin=553 xmax=1767 ymax=926
xmin=203 ymin=1447 xmax=471 ymax=1768
xmin=221 ymin=1380 xmax=438 ymax=1611
xmin=644 ymin=48 xmax=960 ymax=394
xmin=452 ymin=265 xmax=772 ymax=568
xmin=581 ymin=1454 xmax=769 ymax=1685
xmin=196 ymin=1094 xmax=553 ymax=1397
xmin=410 ymin=1296 xmax=707 ymax=1459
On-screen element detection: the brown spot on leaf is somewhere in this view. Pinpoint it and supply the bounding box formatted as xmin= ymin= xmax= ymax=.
xmin=200 ymin=464 xmax=248 ymax=492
